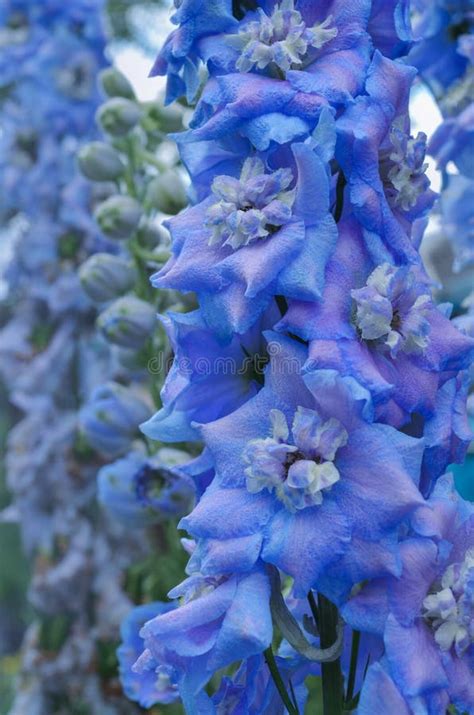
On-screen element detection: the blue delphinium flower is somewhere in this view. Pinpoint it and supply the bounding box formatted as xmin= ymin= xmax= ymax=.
xmin=141 ymin=305 xmax=278 ymax=443
xmin=179 ymin=334 xmax=425 ymax=596
xmin=150 ymin=0 xmax=237 ymax=104
xmin=153 ymin=113 xmax=338 ymax=338
xmin=344 ymin=474 xmax=474 ymax=714
xmin=278 ymin=218 xmax=474 ymax=429
xmin=335 ymin=51 xmax=436 ymax=261
xmin=118 ymin=601 xmax=180 ymax=708
xmin=79 ymin=382 xmax=152 ymax=458
xmin=203 ymin=0 xmax=372 ymax=106
xmin=139 ymin=563 xmax=273 ymax=709
xmin=127 ymin=1 xmax=474 ymax=712
xmin=98 ymin=448 xmax=195 ymax=527
xmin=410 ymin=0 xmax=474 ymax=109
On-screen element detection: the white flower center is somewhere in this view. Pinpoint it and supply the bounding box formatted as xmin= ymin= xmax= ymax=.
xmin=205 ymin=157 xmax=295 ymax=250
xmin=423 ymin=547 xmax=474 ymax=658
xmin=351 ymin=264 xmax=432 ymax=357
xmin=380 ymin=120 xmax=430 ymax=212
xmin=244 ymin=407 xmax=347 ymax=512
xmin=227 ymin=0 xmax=337 ymax=75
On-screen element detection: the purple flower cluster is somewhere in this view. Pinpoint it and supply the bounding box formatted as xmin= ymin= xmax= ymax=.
xmin=411 ymin=0 xmax=474 ymax=272
xmin=0 ymin=3 xmax=147 ymax=712
xmin=114 ymin=1 xmax=474 ymax=712
xmin=412 ymin=0 xmax=474 ymax=505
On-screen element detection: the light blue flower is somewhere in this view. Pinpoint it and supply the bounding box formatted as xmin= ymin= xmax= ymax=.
xmin=335 ymin=51 xmax=436 ymax=262
xmin=118 ymin=601 xmax=180 ymax=708
xmin=180 ymin=335 xmax=425 ymax=596
xmin=345 ymin=475 xmax=474 ymax=714
xmin=141 ymin=305 xmax=278 ymax=443
xmin=278 ymin=219 xmax=474 ymax=429
xmin=79 ymin=382 xmax=152 ymax=458
xmin=154 ymin=115 xmax=338 ymax=338
xmin=139 ymin=564 xmax=273 ymax=709
xmin=98 ymin=448 xmax=195 ymax=527
xmin=150 ymin=0 xmax=237 ymax=104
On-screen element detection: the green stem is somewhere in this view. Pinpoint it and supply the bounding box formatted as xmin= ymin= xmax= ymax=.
xmin=140 ymin=150 xmax=168 ymax=171
xmin=307 ymin=590 xmax=320 ymax=629
xmin=318 ymin=594 xmax=343 ymax=715
xmin=264 ymin=646 xmax=299 ymax=715
xmin=132 ymin=244 xmax=170 ymax=264
xmin=345 ymin=630 xmax=360 ymax=704
xmin=149 ymin=372 xmax=161 ymax=409
xmin=127 ymin=239 xmax=155 ymax=301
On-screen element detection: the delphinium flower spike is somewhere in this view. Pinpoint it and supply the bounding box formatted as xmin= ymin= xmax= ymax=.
xmin=0 ymin=3 xmax=145 ymax=712
xmin=115 ymin=1 xmax=474 ymax=713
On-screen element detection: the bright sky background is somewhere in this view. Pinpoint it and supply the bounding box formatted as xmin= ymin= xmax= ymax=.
xmin=108 ymin=2 xmax=173 ymax=101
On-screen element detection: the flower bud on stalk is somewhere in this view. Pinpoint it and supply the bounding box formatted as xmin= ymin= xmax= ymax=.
xmin=77 ymin=141 xmax=124 ymax=181
xmin=97 ymin=295 xmax=156 ymax=348
xmin=79 ymin=382 xmax=151 ymax=458
xmin=79 ymin=253 xmax=137 ymax=303
xmin=114 ymin=346 xmax=148 ymax=371
xmin=139 ymin=223 xmax=169 ymax=249
xmin=94 ymin=195 xmax=142 ymax=239
xmin=99 ymin=67 xmax=136 ymax=100
xmin=96 ymin=98 xmax=142 ymax=137
xmin=145 ymin=170 xmax=187 ymax=215
xmin=142 ymin=102 xmax=184 ymax=134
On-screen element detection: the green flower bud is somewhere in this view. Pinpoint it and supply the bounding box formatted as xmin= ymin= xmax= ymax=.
xmin=99 ymin=67 xmax=136 ymax=100
xmin=138 ymin=222 xmax=170 ymax=249
xmin=145 ymin=170 xmax=187 ymax=215
xmin=96 ymin=98 xmax=142 ymax=137
xmin=115 ymin=346 xmax=148 ymax=371
xmin=77 ymin=142 xmax=125 ymax=182
xmin=79 ymin=253 xmax=136 ymax=303
xmin=97 ymin=296 xmax=156 ymax=348
xmin=142 ymin=102 xmax=184 ymax=134
xmin=95 ymin=195 xmax=142 ymax=240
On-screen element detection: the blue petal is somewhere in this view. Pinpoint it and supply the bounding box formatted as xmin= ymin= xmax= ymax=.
xmin=261 ymin=502 xmax=351 ymax=596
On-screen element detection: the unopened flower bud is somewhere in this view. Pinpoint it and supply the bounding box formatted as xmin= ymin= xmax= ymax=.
xmin=79 ymin=382 xmax=151 ymax=458
xmin=115 ymin=346 xmax=147 ymax=371
xmin=95 ymin=195 xmax=142 ymax=239
xmin=99 ymin=67 xmax=135 ymax=100
xmin=97 ymin=295 xmax=156 ymax=348
xmin=96 ymin=98 xmax=142 ymax=137
xmin=138 ymin=222 xmax=170 ymax=249
xmin=77 ymin=142 xmax=125 ymax=182
xmin=145 ymin=170 xmax=187 ymax=215
xmin=142 ymin=102 xmax=183 ymax=134
xmin=79 ymin=253 xmax=136 ymax=303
